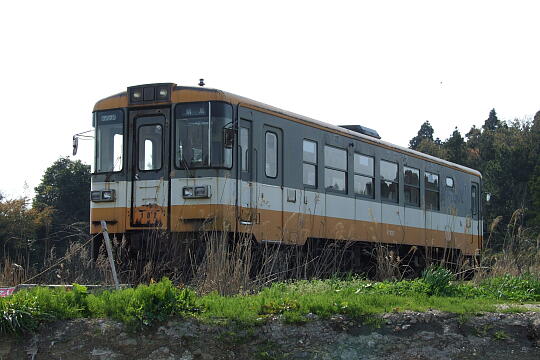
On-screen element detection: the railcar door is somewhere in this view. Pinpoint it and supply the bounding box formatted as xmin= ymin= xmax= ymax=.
xmin=129 ymin=109 xmax=170 ymax=229
xmin=257 ymin=125 xmax=283 ymax=241
xmin=238 ymin=117 xmax=255 ymax=223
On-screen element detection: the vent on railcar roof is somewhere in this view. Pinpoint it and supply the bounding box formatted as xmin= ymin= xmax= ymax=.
xmin=339 ymin=125 xmax=381 ymax=139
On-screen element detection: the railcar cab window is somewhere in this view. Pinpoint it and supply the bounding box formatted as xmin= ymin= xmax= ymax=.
xmin=354 ymin=153 xmax=374 ymax=198
xmin=175 ymin=102 xmax=233 ymax=169
xmin=324 ymin=145 xmax=347 ymax=192
xmin=95 ymin=110 xmax=124 ymax=173
xmin=425 ymin=172 xmax=440 ymax=211
xmin=303 ymin=140 xmax=317 ymax=187
xmin=380 ymin=160 xmax=398 ymax=202
xmin=404 ymin=166 xmax=420 ymax=206
xmin=265 ymin=132 xmax=278 ymax=178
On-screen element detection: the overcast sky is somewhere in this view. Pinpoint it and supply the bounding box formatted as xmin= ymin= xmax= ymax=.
xmin=1 ymin=0 xmax=539 ymax=198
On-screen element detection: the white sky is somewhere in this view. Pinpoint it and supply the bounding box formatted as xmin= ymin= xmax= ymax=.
xmin=1 ymin=0 xmax=539 ymax=198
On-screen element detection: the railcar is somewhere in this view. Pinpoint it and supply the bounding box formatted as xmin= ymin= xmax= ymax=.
xmin=89 ymin=82 xmax=482 ymax=266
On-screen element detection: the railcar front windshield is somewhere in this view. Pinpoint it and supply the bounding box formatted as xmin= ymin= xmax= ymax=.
xmin=94 ymin=110 xmax=124 ymax=172
xmin=175 ymin=102 xmax=232 ymax=169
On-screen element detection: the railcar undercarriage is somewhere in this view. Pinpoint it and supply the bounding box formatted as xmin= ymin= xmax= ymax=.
xmin=92 ymin=230 xmax=476 ymax=286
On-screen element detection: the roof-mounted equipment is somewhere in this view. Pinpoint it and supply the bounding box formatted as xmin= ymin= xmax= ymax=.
xmin=339 ymin=124 xmax=381 ymax=139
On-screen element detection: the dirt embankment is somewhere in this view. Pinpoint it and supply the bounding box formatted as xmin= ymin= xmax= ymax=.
xmin=1 ymin=311 xmax=540 ymax=360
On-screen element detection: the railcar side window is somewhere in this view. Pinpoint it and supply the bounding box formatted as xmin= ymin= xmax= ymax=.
xmin=240 ymin=127 xmax=249 ymax=172
xmin=446 ymin=177 xmax=454 ymax=188
xmin=425 ymin=172 xmax=440 ymax=210
xmin=324 ymin=145 xmax=347 ymax=192
xmin=354 ymin=153 xmax=374 ymax=198
xmin=471 ymin=183 xmax=478 ymax=216
xmin=404 ymin=166 xmax=420 ymax=206
xmin=138 ymin=125 xmax=162 ymax=171
xmin=303 ymin=140 xmax=317 ymax=186
xmin=380 ymin=160 xmax=398 ymax=202
xmin=265 ymin=132 xmax=278 ymax=178
xmin=95 ymin=110 xmax=124 ymax=172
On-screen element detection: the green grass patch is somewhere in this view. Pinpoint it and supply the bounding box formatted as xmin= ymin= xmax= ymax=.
xmin=2 ymin=271 xmax=539 ymax=335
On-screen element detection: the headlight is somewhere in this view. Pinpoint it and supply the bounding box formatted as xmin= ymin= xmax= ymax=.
xmin=182 ymin=186 xmax=211 ymax=199
xmin=130 ymin=89 xmax=142 ymax=102
xmin=183 ymin=187 xmax=194 ymax=198
xmin=91 ymin=191 xmax=102 ymax=201
xmin=102 ymin=190 xmax=114 ymax=201
xmin=157 ymin=86 xmax=169 ymax=100
xmin=195 ymin=186 xmax=208 ymax=197
xmin=91 ymin=190 xmax=115 ymax=202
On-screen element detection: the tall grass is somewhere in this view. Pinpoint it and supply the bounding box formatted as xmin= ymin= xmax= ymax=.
xmin=475 ymin=208 xmax=540 ymax=280
xmin=2 ymin=208 xmax=539 ymax=299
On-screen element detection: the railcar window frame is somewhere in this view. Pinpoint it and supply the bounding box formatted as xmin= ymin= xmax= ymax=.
xmin=446 ymin=176 xmax=454 ymax=189
xmin=324 ymin=145 xmax=347 ymax=193
xmin=471 ymin=183 xmax=479 ymax=216
xmin=265 ymin=131 xmax=278 ymax=178
xmin=353 ymin=153 xmax=374 ymax=198
xmin=425 ymin=171 xmax=440 ymax=211
xmin=94 ymin=109 xmax=125 ymax=174
xmin=404 ymin=166 xmax=420 ymax=207
xmin=302 ymin=139 xmax=317 ymax=187
xmin=173 ymin=101 xmax=234 ymax=170
xmin=137 ymin=123 xmax=163 ymax=172
xmin=380 ymin=159 xmax=399 ymax=203
xmin=240 ymin=126 xmax=249 ymax=172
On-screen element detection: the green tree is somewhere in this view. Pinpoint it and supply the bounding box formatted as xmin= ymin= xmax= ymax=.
xmin=479 ymin=119 xmax=535 ymax=227
xmin=0 ymin=196 xmax=53 ymax=262
xmin=529 ymin=164 xmax=540 ymax=227
xmin=33 ymin=157 xmax=91 ymax=226
xmin=415 ymin=138 xmax=447 ymax=158
xmin=443 ymin=127 xmax=467 ymax=165
xmin=32 ymin=157 xmax=91 ymax=260
xmin=465 ymin=125 xmax=482 ymax=169
xmin=409 ymin=121 xmax=435 ymax=150
xmin=483 ymin=108 xmax=502 ymax=131
xmin=527 ymin=111 xmax=540 ymax=227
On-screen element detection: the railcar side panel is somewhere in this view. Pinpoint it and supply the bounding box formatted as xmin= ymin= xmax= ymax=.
xmin=90 ymin=85 xmax=483 ymax=258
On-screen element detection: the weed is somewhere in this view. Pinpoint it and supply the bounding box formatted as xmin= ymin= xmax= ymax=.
xmin=474 ymin=324 xmax=493 ymax=337
xmin=457 ymin=314 xmax=471 ymax=326
xmin=493 ymin=330 xmax=508 ymax=340
xmin=362 ymin=315 xmax=384 ymax=328
xmin=255 ymin=340 xmax=282 ymax=360
xmin=421 ymin=266 xmax=456 ymax=296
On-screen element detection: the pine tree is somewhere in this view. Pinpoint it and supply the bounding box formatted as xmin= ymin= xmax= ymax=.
xmin=482 ymin=108 xmax=501 ymax=131
xmin=409 ymin=121 xmax=435 ymax=150
xmin=444 ymin=127 xmax=467 ymax=165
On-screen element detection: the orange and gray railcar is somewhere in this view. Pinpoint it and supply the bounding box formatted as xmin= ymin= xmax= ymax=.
xmin=90 ymin=83 xmax=482 ymax=259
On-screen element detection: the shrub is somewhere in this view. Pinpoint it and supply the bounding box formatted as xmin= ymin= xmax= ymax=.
xmin=477 ymin=274 xmax=540 ymax=302
xmin=87 ymin=278 xmax=200 ymax=329
xmin=0 ymin=293 xmax=46 ymax=334
xmin=421 ymin=266 xmax=456 ymax=296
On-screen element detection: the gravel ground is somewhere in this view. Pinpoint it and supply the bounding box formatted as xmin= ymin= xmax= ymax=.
xmin=1 ymin=310 xmax=539 ymax=360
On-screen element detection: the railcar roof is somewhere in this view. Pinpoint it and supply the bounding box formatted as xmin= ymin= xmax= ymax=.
xmin=93 ymin=85 xmax=482 ymax=178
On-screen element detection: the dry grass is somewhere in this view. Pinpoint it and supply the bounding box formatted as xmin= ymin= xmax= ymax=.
xmin=192 ymin=231 xmax=253 ymax=295
xmin=3 ymin=208 xmax=539 ymax=294
xmin=0 ymin=234 xmax=106 ymax=287
xmin=0 ymin=258 xmax=25 ymax=286
xmin=475 ymin=208 xmax=540 ymax=280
